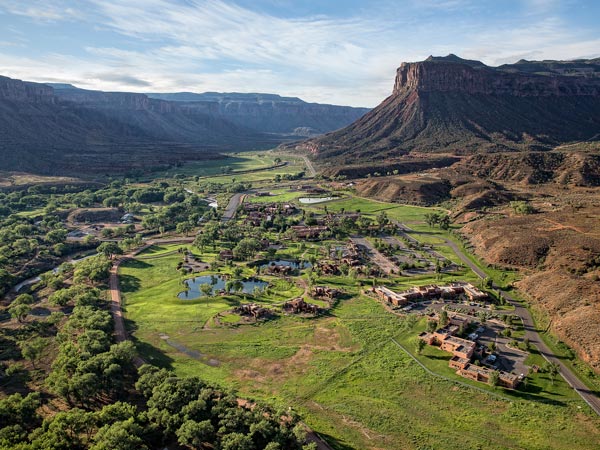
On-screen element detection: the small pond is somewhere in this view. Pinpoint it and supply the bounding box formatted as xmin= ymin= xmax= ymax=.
xmin=178 ymin=275 xmax=268 ymax=300
xmin=260 ymin=259 xmax=312 ymax=269
xmin=298 ymin=196 xmax=339 ymax=204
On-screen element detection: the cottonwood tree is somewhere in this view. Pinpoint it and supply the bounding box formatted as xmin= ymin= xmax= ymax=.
xmin=176 ymin=419 xmax=215 ymax=449
xmin=97 ymin=241 xmax=123 ymax=259
xmin=544 ymin=362 xmax=560 ymax=385
xmin=438 ymin=310 xmax=449 ymax=327
xmin=19 ymin=337 xmax=47 ymax=368
xmin=488 ymin=370 xmax=500 ymax=387
xmin=199 ymin=283 xmax=213 ymax=297
xmin=9 ymin=303 xmax=31 ymax=323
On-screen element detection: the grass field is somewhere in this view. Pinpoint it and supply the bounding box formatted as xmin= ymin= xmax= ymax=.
xmin=115 ymin=157 xmax=600 ymax=449
xmin=150 ymin=151 xmax=281 ymax=178
xmin=120 ymin=248 xmax=600 ymax=450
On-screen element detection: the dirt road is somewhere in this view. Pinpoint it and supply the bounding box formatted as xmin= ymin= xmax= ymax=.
xmin=302 ymin=155 xmax=317 ymax=178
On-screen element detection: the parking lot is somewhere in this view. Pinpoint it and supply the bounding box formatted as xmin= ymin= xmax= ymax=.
xmin=402 ymin=300 xmax=530 ymax=377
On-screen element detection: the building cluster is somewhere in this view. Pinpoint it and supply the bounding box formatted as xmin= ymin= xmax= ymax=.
xmin=264 ymin=263 xmax=294 ymax=276
xmin=317 ymin=241 xmax=367 ymax=276
xmin=290 ymin=225 xmax=329 ymax=240
xmin=449 ymin=356 xmax=519 ymax=388
xmin=219 ymin=249 xmax=234 ymax=260
xmin=232 ymin=303 xmax=272 ymax=319
xmin=373 ymin=282 xmax=488 ymax=307
xmin=243 ymin=202 xmax=297 ymax=226
xmin=311 ymin=286 xmax=343 ymax=300
xmin=419 ymin=316 xmax=519 ymax=389
xmin=283 ymin=298 xmax=320 ymax=315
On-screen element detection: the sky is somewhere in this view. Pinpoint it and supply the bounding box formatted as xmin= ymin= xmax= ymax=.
xmin=0 ymin=0 xmax=599 ymax=107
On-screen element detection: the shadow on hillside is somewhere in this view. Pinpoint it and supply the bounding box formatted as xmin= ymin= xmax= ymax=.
xmin=122 ymin=259 xmax=152 ymax=269
xmin=125 ymin=321 xmax=175 ymax=370
xmin=314 ymin=433 xmax=354 ymax=450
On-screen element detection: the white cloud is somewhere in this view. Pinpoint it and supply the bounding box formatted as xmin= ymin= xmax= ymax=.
xmin=0 ymin=0 xmax=86 ymax=22
xmin=0 ymin=0 xmax=597 ymax=106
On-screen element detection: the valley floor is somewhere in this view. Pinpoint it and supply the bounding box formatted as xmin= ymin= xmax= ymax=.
xmin=112 ymin=152 xmax=600 ymax=449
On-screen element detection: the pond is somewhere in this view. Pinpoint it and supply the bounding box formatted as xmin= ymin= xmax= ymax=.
xmin=178 ymin=275 xmax=268 ymax=300
xmin=260 ymin=259 xmax=312 ymax=269
xmin=298 ymin=196 xmax=339 ymax=204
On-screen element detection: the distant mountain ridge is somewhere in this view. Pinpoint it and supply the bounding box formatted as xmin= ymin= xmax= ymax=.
xmin=0 ymin=76 xmax=275 ymax=175
xmin=2 ymin=77 xmax=367 ymax=175
xmin=298 ymin=54 xmax=600 ymax=165
xmin=145 ymin=91 xmax=370 ymax=136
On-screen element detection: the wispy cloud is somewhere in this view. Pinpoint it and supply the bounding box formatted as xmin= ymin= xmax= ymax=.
xmin=0 ymin=0 xmax=598 ymax=106
xmin=0 ymin=0 xmax=85 ymax=22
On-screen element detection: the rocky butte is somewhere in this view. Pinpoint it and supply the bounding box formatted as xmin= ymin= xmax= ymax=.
xmin=299 ymin=54 xmax=600 ymax=166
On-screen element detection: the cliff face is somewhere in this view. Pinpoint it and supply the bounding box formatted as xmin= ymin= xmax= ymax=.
xmin=52 ymin=87 xmax=177 ymax=112
xmin=147 ymin=91 xmax=370 ymax=135
xmin=0 ymin=76 xmax=54 ymax=103
xmin=0 ymin=75 xmax=276 ymax=175
xmin=393 ymin=61 xmax=600 ymax=97
xmin=301 ymin=55 xmax=600 ymax=164
xmin=394 ymin=61 xmax=600 ymax=96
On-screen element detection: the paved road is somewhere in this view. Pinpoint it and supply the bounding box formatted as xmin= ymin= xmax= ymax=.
xmin=221 ymin=193 xmax=245 ymax=222
xmin=351 ymin=236 xmax=399 ymax=274
xmin=423 ymin=231 xmax=600 ymax=415
xmin=302 ymin=155 xmax=317 ymax=178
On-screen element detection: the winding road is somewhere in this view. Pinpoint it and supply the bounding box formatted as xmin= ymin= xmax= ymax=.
xmin=400 ymin=224 xmax=600 ymax=415
xmin=447 ymin=240 xmax=600 ymax=414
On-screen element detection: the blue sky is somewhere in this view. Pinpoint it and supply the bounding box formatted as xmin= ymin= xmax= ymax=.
xmin=0 ymin=0 xmax=598 ymax=106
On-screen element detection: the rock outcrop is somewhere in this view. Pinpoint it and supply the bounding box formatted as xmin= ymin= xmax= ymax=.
xmin=394 ymin=58 xmax=600 ymax=96
xmin=299 ymin=55 xmax=600 ymax=165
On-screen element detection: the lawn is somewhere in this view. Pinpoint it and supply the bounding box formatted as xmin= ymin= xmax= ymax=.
xmin=120 ymin=251 xmax=600 ymax=450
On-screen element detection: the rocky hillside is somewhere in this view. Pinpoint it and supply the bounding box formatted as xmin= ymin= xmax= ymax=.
xmin=0 ymin=76 xmax=276 ymax=175
xmin=146 ymin=91 xmax=370 ymax=136
xmin=454 ymin=151 xmax=600 ymax=186
xmin=298 ymin=55 xmax=600 ymax=165
xmin=462 ymin=204 xmax=600 ymax=372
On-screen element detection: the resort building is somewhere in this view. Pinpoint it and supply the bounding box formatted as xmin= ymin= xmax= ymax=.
xmin=373 ymin=282 xmax=489 ymax=308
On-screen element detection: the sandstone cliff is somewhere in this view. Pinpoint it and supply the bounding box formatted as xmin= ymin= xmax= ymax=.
xmin=0 ymin=75 xmax=54 ymax=103
xmin=0 ymin=75 xmax=275 ymax=175
xmin=300 ymin=55 xmax=600 ymax=165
